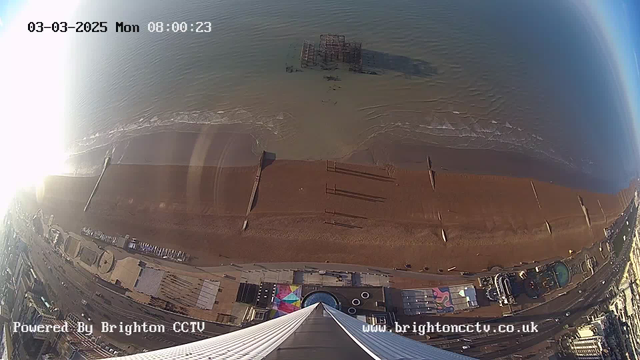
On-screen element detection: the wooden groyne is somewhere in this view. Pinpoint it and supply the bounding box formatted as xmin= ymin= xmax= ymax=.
xmin=530 ymin=181 xmax=541 ymax=210
xmin=243 ymin=151 xmax=265 ymax=230
xmin=597 ymin=200 xmax=607 ymax=224
xmin=578 ymin=195 xmax=591 ymax=228
xmin=84 ymin=156 xmax=111 ymax=212
xmin=427 ymin=156 xmax=435 ymax=191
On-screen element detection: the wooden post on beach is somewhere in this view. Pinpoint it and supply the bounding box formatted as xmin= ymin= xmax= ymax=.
xmin=617 ymin=193 xmax=623 ymax=211
xmin=597 ymin=200 xmax=607 ymax=224
xmin=84 ymin=155 xmax=111 ymax=212
xmin=545 ymin=220 xmax=552 ymax=235
xmin=429 ymin=170 xmax=435 ymax=191
xmin=583 ymin=209 xmax=591 ymax=228
xmin=326 ymin=160 xmax=336 ymax=172
xmin=441 ymin=229 xmax=447 ymax=243
xmin=427 ymin=156 xmax=435 ymax=191
xmin=243 ymin=151 xmax=265 ymax=230
xmin=531 ymin=181 xmax=541 ymax=210
xmin=578 ymin=195 xmax=591 ymax=228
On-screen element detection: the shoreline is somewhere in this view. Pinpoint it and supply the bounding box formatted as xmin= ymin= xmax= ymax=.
xmin=64 ymin=128 xmax=631 ymax=193
xmin=29 ymin=158 xmax=638 ymax=273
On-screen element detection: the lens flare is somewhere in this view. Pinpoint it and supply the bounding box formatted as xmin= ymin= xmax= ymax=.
xmin=0 ymin=0 xmax=80 ymax=214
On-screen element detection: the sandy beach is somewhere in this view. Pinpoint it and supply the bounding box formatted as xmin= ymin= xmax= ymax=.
xmin=27 ymin=153 xmax=637 ymax=273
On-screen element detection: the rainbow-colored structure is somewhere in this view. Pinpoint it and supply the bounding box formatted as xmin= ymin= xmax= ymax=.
xmin=270 ymin=284 xmax=302 ymax=318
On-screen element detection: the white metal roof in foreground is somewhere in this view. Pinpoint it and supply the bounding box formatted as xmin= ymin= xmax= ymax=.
xmin=324 ymin=305 xmax=473 ymax=360
xmin=112 ymin=303 xmax=475 ymax=360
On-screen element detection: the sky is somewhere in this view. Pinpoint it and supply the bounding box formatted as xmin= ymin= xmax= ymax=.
xmin=0 ymin=0 xmax=639 ymax=217
xmin=578 ymin=0 xmax=640 ymax=169
xmin=0 ymin=0 xmax=23 ymax=32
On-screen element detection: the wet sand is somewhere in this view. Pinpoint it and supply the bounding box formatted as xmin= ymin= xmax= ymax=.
xmin=64 ymin=129 xmax=260 ymax=176
xmin=67 ymin=129 xmax=622 ymax=193
xmin=27 ymin=158 xmax=637 ymax=273
xmin=344 ymin=140 xmax=622 ymax=193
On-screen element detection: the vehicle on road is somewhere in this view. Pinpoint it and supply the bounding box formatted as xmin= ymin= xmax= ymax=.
xmin=81 ymin=313 xmax=92 ymax=322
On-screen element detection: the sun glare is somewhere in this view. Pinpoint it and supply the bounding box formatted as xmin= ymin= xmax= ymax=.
xmin=0 ymin=0 xmax=80 ymax=215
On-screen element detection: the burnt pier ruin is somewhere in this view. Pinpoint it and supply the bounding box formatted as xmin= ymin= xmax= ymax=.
xmin=300 ymin=34 xmax=363 ymax=72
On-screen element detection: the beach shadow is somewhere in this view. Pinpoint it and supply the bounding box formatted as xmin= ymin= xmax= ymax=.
xmin=361 ymin=49 xmax=438 ymax=78
xmin=334 ymin=168 xmax=395 ymax=182
xmin=430 ymin=170 xmax=436 ymax=190
xmin=333 ymin=192 xmax=385 ymax=203
xmin=328 ymin=187 xmax=385 ymax=202
xmin=336 ymin=188 xmax=385 ymax=200
xmin=324 ymin=221 xmax=363 ymax=229
xmin=249 ymin=152 xmax=275 ymax=212
xmin=262 ymin=151 xmax=276 ymax=169
xmin=325 ymin=209 xmax=368 ymax=219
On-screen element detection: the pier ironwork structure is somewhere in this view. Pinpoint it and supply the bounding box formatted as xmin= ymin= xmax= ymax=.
xmin=300 ymin=34 xmax=363 ymax=72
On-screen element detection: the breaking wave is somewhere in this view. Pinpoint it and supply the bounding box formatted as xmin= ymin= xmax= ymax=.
xmin=69 ymin=109 xmax=295 ymax=156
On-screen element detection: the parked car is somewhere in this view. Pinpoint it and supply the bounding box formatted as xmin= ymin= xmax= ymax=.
xmin=81 ymin=313 xmax=92 ymax=322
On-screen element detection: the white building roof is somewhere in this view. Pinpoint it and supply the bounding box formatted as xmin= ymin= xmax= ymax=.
xmin=110 ymin=303 xmax=475 ymax=360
